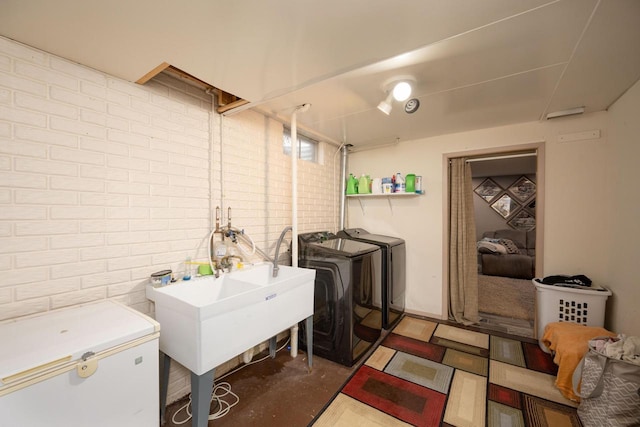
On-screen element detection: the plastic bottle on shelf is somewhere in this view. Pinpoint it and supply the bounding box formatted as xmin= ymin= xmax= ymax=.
xmin=394 ymin=173 xmax=405 ymax=193
xmin=346 ymin=173 xmax=358 ymax=194
xmin=358 ymin=174 xmax=371 ymax=194
xmin=406 ymin=174 xmax=416 ymax=193
xmin=382 ymin=177 xmax=393 ymax=193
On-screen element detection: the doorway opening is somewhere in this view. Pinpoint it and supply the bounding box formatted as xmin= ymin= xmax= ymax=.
xmin=443 ymin=143 xmax=545 ymax=338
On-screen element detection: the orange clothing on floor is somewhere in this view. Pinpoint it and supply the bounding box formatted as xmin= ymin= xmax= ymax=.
xmin=541 ymin=321 xmax=617 ymax=401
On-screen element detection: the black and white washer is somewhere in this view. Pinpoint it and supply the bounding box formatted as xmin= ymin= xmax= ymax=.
xmin=337 ymin=228 xmax=406 ymax=330
xmin=298 ymin=231 xmax=382 ymax=367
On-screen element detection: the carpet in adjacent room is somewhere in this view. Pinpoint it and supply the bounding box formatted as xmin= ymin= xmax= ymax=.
xmin=478 ymin=274 xmax=535 ymax=321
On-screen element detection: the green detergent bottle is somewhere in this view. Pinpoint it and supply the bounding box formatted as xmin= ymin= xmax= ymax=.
xmin=406 ymin=174 xmax=416 ymax=193
xmin=346 ymin=174 xmax=358 ymax=194
xmin=358 ymin=174 xmax=371 ymax=194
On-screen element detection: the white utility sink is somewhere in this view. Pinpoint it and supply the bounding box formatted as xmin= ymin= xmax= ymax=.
xmin=146 ymin=263 xmax=315 ymax=375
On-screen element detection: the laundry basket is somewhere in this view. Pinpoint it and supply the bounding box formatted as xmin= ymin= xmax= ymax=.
xmin=533 ymin=278 xmax=612 ymax=353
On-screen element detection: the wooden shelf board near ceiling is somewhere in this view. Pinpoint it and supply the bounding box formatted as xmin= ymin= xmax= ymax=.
xmin=135 ymin=63 xmax=249 ymax=114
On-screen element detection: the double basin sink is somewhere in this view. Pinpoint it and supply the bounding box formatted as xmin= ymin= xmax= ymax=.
xmin=146 ymin=263 xmax=315 ymax=375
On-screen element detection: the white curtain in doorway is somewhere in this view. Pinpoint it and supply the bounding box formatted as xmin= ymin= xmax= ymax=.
xmin=449 ymin=158 xmax=479 ymax=325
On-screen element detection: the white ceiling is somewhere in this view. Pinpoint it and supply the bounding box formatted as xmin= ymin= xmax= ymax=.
xmin=2 ymin=0 xmax=639 ymax=149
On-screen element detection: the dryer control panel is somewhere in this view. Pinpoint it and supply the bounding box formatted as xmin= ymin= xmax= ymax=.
xmin=298 ymin=231 xmax=335 ymax=243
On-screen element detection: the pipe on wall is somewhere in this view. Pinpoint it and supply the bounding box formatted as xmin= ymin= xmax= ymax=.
xmin=290 ymin=104 xmax=310 ymax=268
xmin=289 ymin=103 xmax=310 ymax=358
xmin=339 ymin=144 xmax=351 ymax=230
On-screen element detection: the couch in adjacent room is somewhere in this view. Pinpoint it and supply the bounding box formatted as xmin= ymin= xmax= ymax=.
xmin=477 ymin=229 xmax=536 ymax=280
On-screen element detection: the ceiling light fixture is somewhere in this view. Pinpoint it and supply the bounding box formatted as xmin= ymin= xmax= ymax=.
xmin=377 ymin=76 xmax=416 ymax=115
xmin=377 ymin=92 xmax=394 ymax=115
xmin=392 ymin=81 xmax=412 ymax=101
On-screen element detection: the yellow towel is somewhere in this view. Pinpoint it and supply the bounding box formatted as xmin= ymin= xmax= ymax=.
xmin=542 ymin=322 xmax=616 ymax=402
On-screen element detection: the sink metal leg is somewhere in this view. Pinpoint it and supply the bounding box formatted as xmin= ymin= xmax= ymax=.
xmin=269 ymin=336 xmax=277 ymax=358
xmin=290 ymin=324 xmax=299 ymax=357
xmin=159 ymin=352 xmax=171 ymax=424
xmin=305 ymin=315 xmax=313 ymax=371
xmin=191 ymin=367 xmax=216 ymax=427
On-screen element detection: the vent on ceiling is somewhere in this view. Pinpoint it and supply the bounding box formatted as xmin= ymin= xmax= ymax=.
xmin=545 ymin=107 xmax=585 ymax=120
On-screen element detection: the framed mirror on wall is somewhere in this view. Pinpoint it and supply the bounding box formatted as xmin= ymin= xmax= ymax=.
xmin=474 ymin=178 xmax=502 ymax=202
xmin=490 ymin=193 xmax=519 ymax=219
xmin=475 ymin=175 xmax=537 ymax=231
xmin=508 ymin=210 xmax=536 ymax=231
xmin=508 ymin=176 xmax=536 ymax=203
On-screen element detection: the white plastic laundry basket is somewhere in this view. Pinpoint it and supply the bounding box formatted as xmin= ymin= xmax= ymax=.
xmin=533 ymin=279 xmax=612 ymax=353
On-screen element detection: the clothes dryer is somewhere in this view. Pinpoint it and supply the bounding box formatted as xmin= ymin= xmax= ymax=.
xmin=298 ymin=231 xmax=382 ymax=366
xmin=337 ymin=228 xmax=406 ymax=330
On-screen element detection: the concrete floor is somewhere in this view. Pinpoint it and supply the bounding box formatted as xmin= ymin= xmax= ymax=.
xmin=162 ymin=347 xmax=357 ymax=427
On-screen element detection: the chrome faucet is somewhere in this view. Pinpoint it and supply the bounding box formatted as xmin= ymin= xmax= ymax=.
xmin=212 ymin=260 xmax=222 ymax=278
xmin=220 ymin=254 xmax=244 ymax=272
xmin=272 ymin=226 xmax=292 ymax=277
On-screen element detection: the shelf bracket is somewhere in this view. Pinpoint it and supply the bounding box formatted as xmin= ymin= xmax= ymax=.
xmin=347 ymin=192 xmax=420 ymax=215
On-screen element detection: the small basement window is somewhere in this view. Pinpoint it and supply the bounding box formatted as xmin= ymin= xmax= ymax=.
xmin=283 ymin=127 xmax=318 ymax=163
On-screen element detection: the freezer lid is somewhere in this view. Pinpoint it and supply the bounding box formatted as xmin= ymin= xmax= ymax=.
xmin=0 ymin=300 xmax=159 ymax=385
xmin=341 ymin=228 xmax=405 ymax=246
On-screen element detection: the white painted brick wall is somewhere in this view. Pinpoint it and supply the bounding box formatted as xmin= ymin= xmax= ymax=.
xmin=15 ymin=124 xmax=78 ymax=147
xmin=0 ymin=36 xmax=339 ymax=405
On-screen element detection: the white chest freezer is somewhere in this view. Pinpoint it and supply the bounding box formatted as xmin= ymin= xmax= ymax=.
xmin=0 ymin=300 xmax=160 ymax=427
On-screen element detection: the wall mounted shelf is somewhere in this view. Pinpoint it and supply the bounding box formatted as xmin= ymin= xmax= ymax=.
xmin=347 ymin=192 xmax=423 ymax=214
xmin=346 ymin=192 xmax=421 ymax=198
